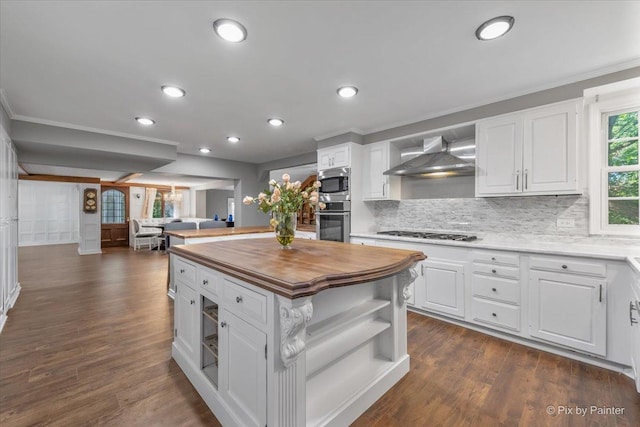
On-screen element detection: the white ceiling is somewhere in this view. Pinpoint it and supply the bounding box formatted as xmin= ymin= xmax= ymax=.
xmin=1 ymin=0 xmax=640 ymax=168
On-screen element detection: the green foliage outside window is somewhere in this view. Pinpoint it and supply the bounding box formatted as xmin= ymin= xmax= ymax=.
xmin=607 ymin=111 xmax=639 ymax=225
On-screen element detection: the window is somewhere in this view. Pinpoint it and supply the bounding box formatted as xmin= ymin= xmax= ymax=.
xmin=102 ymin=189 xmax=125 ymax=223
xmin=605 ymin=110 xmax=639 ymax=226
xmin=152 ymin=190 xmax=178 ymax=218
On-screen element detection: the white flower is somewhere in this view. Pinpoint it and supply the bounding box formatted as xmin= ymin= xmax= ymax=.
xmin=258 ymin=192 xmax=267 ymax=202
xmin=294 ymin=180 xmax=301 ymax=189
xmin=282 ymin=173 xmax=290 ymax=182
xmin=318 ymin=202 xmax=326 ymax=210
xmin=243 ymin=196 xmax=254 ymax=205
xmin=313 ymin=180 xmax=321 ymax=188
xmin=269 ymin=179 xmax=277 ymax=186
xmin=301 ymin=191 xmax=309 ymax=199
xmin=309 ymin=195 xmax=318 ymax=203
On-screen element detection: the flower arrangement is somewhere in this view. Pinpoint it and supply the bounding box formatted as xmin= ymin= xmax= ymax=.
xmin=243 ymin=173 xmax=325 ymax=248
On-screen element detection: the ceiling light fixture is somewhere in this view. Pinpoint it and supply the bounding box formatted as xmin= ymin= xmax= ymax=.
xmin=337 ymin=86 xmax=358 ymax=98
xmin=161 ymin=85 xmax=186 ymax=97
xmin=135 ymin=117 xmax=155 ymax=126
xmin=475 ymin=16 xmax=515 ymax=41
xmin=199 ymin=148 xmax=211 ymax=154
xmin=213 ymin=19 xmax=247 ymax=42
xmin=227 ymin=136 xmax=240 ymax=143
xmin=268 ymin=118 xmax=284 ymax=127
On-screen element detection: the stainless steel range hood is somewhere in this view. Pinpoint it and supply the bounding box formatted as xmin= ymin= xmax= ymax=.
xmin=383 ymin=136 xmax=475 ymax=177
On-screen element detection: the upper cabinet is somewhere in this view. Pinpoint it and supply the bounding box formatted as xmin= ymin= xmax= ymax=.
xmin=362 ymin=141 xmax=401 ymax=200
xmin=317 ymin=143 xmax=351 ymax=170
xmin=476 ymin=100 xmax=580 ymax=197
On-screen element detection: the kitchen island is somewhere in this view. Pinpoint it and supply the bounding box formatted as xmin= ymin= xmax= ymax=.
xmin=169 ymin=238 xmax=424 ymax=427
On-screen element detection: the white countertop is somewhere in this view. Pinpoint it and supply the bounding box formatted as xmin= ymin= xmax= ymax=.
xmin=350 ymin=231 xmax=640 ymax=274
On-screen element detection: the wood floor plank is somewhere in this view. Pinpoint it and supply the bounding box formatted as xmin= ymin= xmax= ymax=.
xmin=0 ymin=244 xmax=638 ymax=426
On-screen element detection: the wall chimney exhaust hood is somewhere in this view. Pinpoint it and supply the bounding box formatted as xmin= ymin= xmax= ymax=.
xmin=383 ymin=136 xmax=475 ymax=177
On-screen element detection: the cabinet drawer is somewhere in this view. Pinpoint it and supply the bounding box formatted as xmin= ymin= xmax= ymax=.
xmin=529 ymin=256 xmax=605 ymax=277
xmin=222 ymin=278 xmax=267 ymax=327
xmin=174 ymin=258 xmax=196 ymax=285
xmin=471 ymin=298 xmax=520 ymax=332
xmin=472 ymin=251 xmax=519 ymax=266
xmin=472 ymin=262 xmax=520 ymax=279
xmin=471 ymin=274 xmax=520 ymax=304
xmin=198 ymin=268 xmax=219 ymax=296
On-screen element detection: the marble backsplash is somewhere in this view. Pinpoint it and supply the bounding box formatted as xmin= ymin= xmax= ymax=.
xmin=374 ymin=195 xmax=589 ymax=236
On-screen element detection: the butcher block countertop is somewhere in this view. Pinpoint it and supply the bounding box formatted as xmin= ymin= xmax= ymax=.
xmin=169 ymin=238 xmax=425 ymax=298
xmin=164 ymin=226 xmax=272 ymax=238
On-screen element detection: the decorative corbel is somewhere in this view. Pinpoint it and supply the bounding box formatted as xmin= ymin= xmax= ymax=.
xmin=398 ymin=267 xmax=418 ymax=303
xmin=278 ymin=296 xmax=313 ymax=367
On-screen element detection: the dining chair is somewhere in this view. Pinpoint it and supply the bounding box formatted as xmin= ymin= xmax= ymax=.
xmin=132 ymin=219 xmax=163 ymax=250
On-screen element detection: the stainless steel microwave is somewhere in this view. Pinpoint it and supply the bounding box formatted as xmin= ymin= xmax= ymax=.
xmin=318 ymin=167 xmax=350 ymax=196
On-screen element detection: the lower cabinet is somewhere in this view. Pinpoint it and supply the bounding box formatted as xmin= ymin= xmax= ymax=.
xmin=630 ymin=275 xmax=640 ymax=392
xmin=175 ymin=281 xmax=199 ymax=362
xmin=418 ymin=259 xmax=465 ymax=319
xmin=219 ymin=310 xmax=267 ymax=427
xmin=529 ymin=269 xmax=606 ymax=356
xmin=172 ymin=255 xmax=268 ymax=425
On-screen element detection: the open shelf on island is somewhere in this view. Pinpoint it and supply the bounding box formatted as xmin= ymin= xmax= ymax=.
xmin=203 ymin=304 xmax=218 ymax=323
xmin=306 ymin=318 xmax=390 ymax=377
xmin=201 ymin=296 xmax=219 ymax=388
xmin=306 ymin=299 xmax=390 ymax=346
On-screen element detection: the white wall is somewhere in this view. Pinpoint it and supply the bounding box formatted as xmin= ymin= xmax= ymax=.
xmin=18 ymin=181 xmax=79 ymax=246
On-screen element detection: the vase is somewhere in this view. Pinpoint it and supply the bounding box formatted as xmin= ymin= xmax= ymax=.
xmin=273 ymin=211 xmax=296 ymax=249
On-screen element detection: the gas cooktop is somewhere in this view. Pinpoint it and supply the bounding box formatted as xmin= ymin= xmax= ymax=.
xmin=377 ymin=230 xmax=478 ymax=242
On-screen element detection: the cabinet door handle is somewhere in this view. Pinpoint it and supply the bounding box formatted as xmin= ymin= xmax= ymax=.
xmin=492 ymin=288 xmax=497 ymax=292
xmin=202 ymin=279 xmax=208 ymax=285
xmin=630 ymin=301 xmax=638 ymax=326
xmin=599 ymin=284 xmax=603 ymax=303
xmin=180 ymin=269 xmax=185 ymax=274
xmin=236 ymin=296 xmax=243 ymax=303
xmin=492 ymin=269 xmax=497 ymax=274
xmin=220 ymin=321 xmax=227 ymax=328
xmin=515 ymin=170 xmax=520 ymax=190
xmin=562 ymin=265 xmax=568 ymax=270
xmin=524 ymin=169 xmax=528 ymax=190
xmin=491 ymin=257 xmax=496 ymax=261
xmin=190 ymin=300 xmax=195 ymax=305
xmin=492 ymin=313 xmax=497 ymax=317
xmin=382 ymin=183 xmax=386 ymax=197
xmin=421 ymin=264 xmax=424 ymax=276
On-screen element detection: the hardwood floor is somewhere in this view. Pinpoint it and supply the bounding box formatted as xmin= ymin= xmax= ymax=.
xmin=1 ymin=244 xmax=638 ymax=426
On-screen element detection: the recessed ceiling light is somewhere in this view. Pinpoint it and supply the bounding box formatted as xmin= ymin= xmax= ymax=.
xmin=135 ymin=117 xmax=155 ymax=126
xmin=337 ymin=86 xmax=358 ymax=98
xmin=476 ymin=16 xmax=514 ymax=41
xmin=161 ymin=85 xmax=186 ymax=98
xmin=213 ymin=19 xmax=247 ymax=43
xmin=199 ymin=148 xmax=211 ymax=154
xmin=227 ymin=136 xmax=240 ymax=143
xmin=268 ymin=118 xmax=284 ymax=127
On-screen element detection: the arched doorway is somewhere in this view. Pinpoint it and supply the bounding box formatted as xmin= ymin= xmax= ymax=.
xmin=101 ymin=187 xmax=129 ymax=247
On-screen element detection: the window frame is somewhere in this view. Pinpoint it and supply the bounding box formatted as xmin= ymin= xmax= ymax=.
xmin=587 ymin=87 xmax=640 ymax=236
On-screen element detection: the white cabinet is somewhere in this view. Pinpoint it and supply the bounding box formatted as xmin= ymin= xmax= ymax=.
xmin=418 ymin=259 xmax=465 ymax=319
xmin=362 ymin=141 xmax=401 ymax=200
xmin=476 ymin=100 xmax=579 ymax=197
xmin=630 ymin=273 xmax=640 ymax=392
xmin=317 ymin=143 xmax=350 ymax=170
xmin=529 ymin=256 xmax=607 ymax=356
xmin=175 ymin=281 xmax=199 ymax=363
xmin=219 ymin=310 xmax=267 ymax=427
xmin=0 ymin=124 xmax=19 ymax=333
xmin=470 ymin=251 xmax=521 ymax=332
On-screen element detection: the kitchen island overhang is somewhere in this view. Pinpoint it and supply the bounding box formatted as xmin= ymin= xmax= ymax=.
xmin=169 ymin=238 xmax=425 ymax=427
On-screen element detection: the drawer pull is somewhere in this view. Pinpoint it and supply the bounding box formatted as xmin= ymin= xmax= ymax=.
xmin=491 ymin=257 xmax=496 ymax=261
xmin=220 ymin=321 xmax=227 ymax=328
xmin=561 ymin=265 xmax=567 ymax=270
xmin=631 ymin=301 xmax=638 ymax=326
xmin=190 ymin=300 xmax=195 ymax=305
xmin=236 ymin=296 xmax=243 ymax=303
xmin=492 ymin=313 xmax=497 ymax=317
xmin=492 ymin=288 xmax=497 ymax=292
xmin=492 ymin=269 xmax=497 ymax=274
xmin=202 ymin=279 xmax=208 ymax=285
xmin=180 ymin=269 xmax=185 ymax=274
xmin=599 ymin=284 xmax=602 ymax=303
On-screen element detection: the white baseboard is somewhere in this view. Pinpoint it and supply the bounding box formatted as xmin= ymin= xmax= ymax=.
xmin=0 ymin=312 xmax=7 ymax=334
xmin=77 ymin=248 xmax=102 ymax=255
xmin=7 ymin=283 xmax=21 ymax=309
